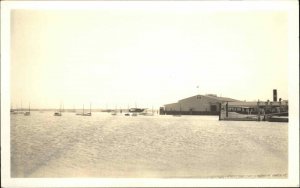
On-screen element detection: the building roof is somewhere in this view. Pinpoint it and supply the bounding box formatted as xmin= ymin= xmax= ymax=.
xmin=179 ymin=94 xmax=239 ymax=103
xmin=164 ymin=102 xmax=179 ymax=107
xmin=163 ymin=94 xmax=239 ymax=106
xmin=203 ymin=95 xmax=239 ymax=102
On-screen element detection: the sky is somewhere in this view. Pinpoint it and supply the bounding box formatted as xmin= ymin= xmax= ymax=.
xmin=10 ymin=3 xmax=290 ymax=109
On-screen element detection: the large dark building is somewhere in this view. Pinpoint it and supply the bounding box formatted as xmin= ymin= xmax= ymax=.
xmin=162 ymin=94 xmax=239 ymax=115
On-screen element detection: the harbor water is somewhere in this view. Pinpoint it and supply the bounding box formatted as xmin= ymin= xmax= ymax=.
xmin=11 ymin=112 xmax=288 ymax=178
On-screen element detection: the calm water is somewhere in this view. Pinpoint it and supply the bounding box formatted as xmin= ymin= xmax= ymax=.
xmin=11 ymin=112 xmax=288 ymax=178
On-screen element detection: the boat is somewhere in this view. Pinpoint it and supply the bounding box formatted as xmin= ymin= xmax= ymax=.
xmin=11 ymin=110 xmax=24 ymax=114
xmin=82 ymin=103 xmax=92 ymax=116
xmin=267 ymin=116 xmax=288 ymax=122
xmin=111 ymin=106 xmax=123 ymax=116
xmin=129 ymin=108 xmax=145 ymax=113
xmin=24 ymin=103 xmax=30 ymax=116
xmin=10 ymin=109 xmax=18 ymax=114
xmin=54 ymin=112 xmax=62 ymax=116
xmin=54 ymin=104 xmax=62 ymax=116
xmin=111 ymin=108 xmax=119 ymax=116
xmin=12 ymin=111 xmax=24 ymax=114
xmin=76 ymin=103 xmax=92 ymax=116
xmin=122 ymin=106 xmax=149 ymax=116
xmin=11 ymin=102 xmax=24 ymax=114
xmin=266 ymin=113 xmax=288 ymax=122
xmin=83 ymin=112 xmax=92 ymax=116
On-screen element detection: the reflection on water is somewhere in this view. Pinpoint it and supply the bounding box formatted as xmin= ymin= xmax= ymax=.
xmin=11 ymin=112 xmax=288 ymax=178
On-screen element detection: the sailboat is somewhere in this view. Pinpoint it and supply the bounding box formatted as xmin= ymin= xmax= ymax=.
xmin=54 ymin=104 xmax=62 ymax=116
xmin=11 ymin=104 xmax=18 ymax=114
xmin=111 ymin=105 xmax=118 ymax=115
xmin=24 ymin=103 xmax=30 ymax=116
xmin=12 ymin=101 xmax=24 ymax=114
xmin=83 ymin=103 xmax=92 ymax=116
xmin=76 ymin=103 xmax=92 ymax=116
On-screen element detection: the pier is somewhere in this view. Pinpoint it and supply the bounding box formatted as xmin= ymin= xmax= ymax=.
xmin=219 ymin=100 xmax=288 ymax=122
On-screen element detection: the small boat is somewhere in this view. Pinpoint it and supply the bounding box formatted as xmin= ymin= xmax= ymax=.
xmin=84 ymin=103 xmax=92 ymax=116
xmin=11 ymin=101 xmax=26 ymax=114
xmin=24 ymin=111 xmax=30 ymax=116
xmin=54 ymin=112 xmax=62 ymax=116
xmin=11 ymin=104 xmax=24 ymax=114
xmin=83 ymin=112 xmax=92 ymax=116
xmin=24 ymin=103 xmax=30 ymax=116
xmin=10 ymin=109 xmax=18 ymax=114
xmin=129 ymin=108 xmax=145 ymax=113
xmin=54 ymin=104 xmax=62 ymax=116
xmin=76 ymin=104 xmax=92 ymax=116
xmin=111 ymin=106 xmax=121 ymax=116
xmin=11 ymin=111 xmax=24 ymax=114
xmin=267 ymin=116 xmax=288 ymax=122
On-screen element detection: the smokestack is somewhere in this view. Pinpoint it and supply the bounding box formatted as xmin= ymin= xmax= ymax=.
xmin=273 ymin=89 xmax=277 ymax=102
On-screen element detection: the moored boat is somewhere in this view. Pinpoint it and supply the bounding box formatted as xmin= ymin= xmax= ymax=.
xmin=24 ymin=103 xmax=30 ymax=116
xmin=267 ymin=116 xmax=288 ymax=122
xmin=54 ymin=112 xmax=62 ymax=116
xmin=76 ymin=103 xmax=92 ymax=116
xmin=129 ymin=108 xmax=145 ymax=113
xmin=54 ymin=104 xmax=62 ymax=116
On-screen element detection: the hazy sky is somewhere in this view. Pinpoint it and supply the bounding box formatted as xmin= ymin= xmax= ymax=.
xmin=10 ymin=4 xmax=289 ymax=109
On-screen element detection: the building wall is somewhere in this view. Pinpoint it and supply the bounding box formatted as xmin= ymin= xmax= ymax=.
xmin=164 ymin=95 xmax=229 ymax=115
xmin=164 ymin=103 xmax=181 ymax=111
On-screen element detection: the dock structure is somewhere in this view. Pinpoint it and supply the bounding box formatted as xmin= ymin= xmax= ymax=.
xmin=219 ymin=100 xmax=288 ymax=122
